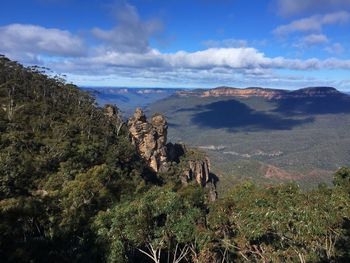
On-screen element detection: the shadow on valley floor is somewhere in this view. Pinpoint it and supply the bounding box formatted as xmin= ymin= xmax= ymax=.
xmin=189 ymin=100 xmax=314 ymax=131
xmin=273 ymin=96 xmax=350 ymax=116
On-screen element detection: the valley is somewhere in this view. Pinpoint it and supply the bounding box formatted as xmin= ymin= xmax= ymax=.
xmin=146 ymin=87 xmax=350 ymax=193
xmin=82 ymin=87 xmax=182 ymax=116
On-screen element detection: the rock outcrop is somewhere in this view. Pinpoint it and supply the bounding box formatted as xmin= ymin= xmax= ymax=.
xmin=128 ymin=108 xmax=168 ymax=172
xmin=104 ymin=104 xmax=124 ymax=135
xmin=104 ymin=104 xmax=118 ymax=117
xmin=128 ymin=108 xmax=216 ymax=198
xmin=181 ymin=154 xmax=217 ymax=201
xmin=182 ymin=157 xmax=211 ymax=186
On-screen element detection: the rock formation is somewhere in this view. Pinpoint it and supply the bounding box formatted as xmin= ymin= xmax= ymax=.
xmin=128 ymin=108 xmax=168 ymax=172
xmin=182 ymin=157 xmax=211 ymax=186
xmin=104 ymin=104 xmax=124 ymax=135
xmin=104 ymin=104 xmax=119 ymax=117
xmin=127 ymin=108 xmax=216 ymax=199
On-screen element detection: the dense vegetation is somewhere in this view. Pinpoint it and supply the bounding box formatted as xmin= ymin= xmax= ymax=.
xmin=0 ymin=55 xmax=150 ymax=262
xmin=0 ymin=56 xmax=349 ymax=262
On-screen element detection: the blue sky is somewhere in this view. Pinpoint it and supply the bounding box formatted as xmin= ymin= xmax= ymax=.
xmin=1 ymin=0 xmax=350 ymax=90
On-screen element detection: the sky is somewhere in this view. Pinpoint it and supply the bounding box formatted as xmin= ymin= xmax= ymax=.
xmin=1 ymin=0 xmax=350 ymax=90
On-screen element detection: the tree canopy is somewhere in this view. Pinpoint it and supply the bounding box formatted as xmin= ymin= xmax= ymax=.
xmin=0 ymin=56 xmax=349 ymax=262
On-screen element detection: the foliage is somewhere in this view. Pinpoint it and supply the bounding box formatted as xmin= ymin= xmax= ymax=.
xmin=94 ymin=185 xmax=211 ymax=263
xmin=334 ymin=167 xmax=350 ymax=192
xmin=207 ymin=181 xmax=350 ymax=262
xmin=0 ymin=55 xmax=147 ymax=262
xmin=1 ymin=56 xmax=349 ymax=262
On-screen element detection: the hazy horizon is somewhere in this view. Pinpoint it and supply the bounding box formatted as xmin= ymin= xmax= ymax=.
xmin=82 ymin=85 xmax=350 ymax=92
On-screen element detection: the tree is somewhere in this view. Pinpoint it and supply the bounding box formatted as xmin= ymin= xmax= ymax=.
xmin=334 ymin=167 xmax=350 ymax=192
xmin=94 ymin=185 xmax=209 ymax=263
xmin=208 ymin=182 xmax=350 ymax=262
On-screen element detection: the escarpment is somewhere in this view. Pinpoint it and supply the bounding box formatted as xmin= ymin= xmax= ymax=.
xmin=177 ymin=86 xmax=347 ymax=100
xmin=127 ymin=108 xmax=216 ymax=196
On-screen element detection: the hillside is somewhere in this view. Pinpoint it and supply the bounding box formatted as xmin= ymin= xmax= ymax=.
xmin=0 ymin=57 xmax=349 ymax=262
xmin=0 ymin=55 xmax=155 ymax=261
xmin=0 ymin=55 xmax=215 ymax=262
xmin=147 ymin=86 xmax=350 ymax=191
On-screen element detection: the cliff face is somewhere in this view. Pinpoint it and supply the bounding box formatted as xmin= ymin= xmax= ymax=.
xmin=177 ymin=86 xmax=346 ymax=100
xmin=201 ymin=87 xmax=286 ymax=99
xmin=182 ymin=157 xmax=211 ymax=186
xmin=127 ymin=108 xmax=215 ymax=196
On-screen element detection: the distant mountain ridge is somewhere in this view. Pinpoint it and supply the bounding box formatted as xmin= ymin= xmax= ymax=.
xmin=82 ymin=87 xmax=183 ymax=116
xmin=83 ymin=87 xmax=179 ymax=95
xmin=177 ymin=86 xmax=348 ymax=99
xmin=82 ymin=87 xmax=349 ymax=114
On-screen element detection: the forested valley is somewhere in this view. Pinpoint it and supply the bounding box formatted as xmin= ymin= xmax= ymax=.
xmin=0 ymin=55 xmax=349 ymax=262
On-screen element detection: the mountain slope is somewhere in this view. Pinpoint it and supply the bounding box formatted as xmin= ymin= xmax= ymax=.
xmin=0 ymin=55 xmax=151 ymax=261
xmin=0 ymin=56 xmax=214 ymax=262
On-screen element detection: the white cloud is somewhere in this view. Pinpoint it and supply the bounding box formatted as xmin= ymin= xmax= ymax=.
xmin=4 ymin=42 xmax=343 ymax=89
xmin=64 ymin=64 xmax=345 ymax=90
xmin=1 ymin=0 xmax=349 ymax=90
xmin=2 ymin=23 xmax=350 ymax=87
xmin=273 ymin=11 xmax=350 ymax=35
xmin=166 ymin=48 xmax=268 ymax=69
xmin=322 ymin=11 xmax=350 ymax=24
xmin=91 ymin=1 xmax=163 ymax=53
xmin=324 ymin=43 xmax=345 ymax=54
xmin=202 ymin=39 xmax=248 ymax=48
xmin=302 ymin=34 xmax=329 ymax=45
xmin=0 ymin=24 xmax=85 ymax=60
xmin=274 ymin=0 xmax=350 ymax=17
xmin=51 ymin=47 xmax=350 ymax=77
xmin=293 ymin=34 xmax=329 ymax=48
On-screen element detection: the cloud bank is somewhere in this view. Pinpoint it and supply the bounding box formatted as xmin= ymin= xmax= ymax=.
xmin=1 ymin=22 xmax=350 ymax=88
xmin=0 ymin=0 xmax=349 ymax=89
xmin=0 ymin=24 xmax=85 ymax=61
